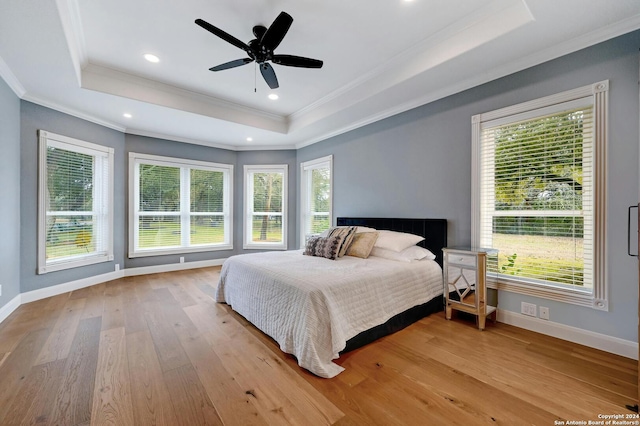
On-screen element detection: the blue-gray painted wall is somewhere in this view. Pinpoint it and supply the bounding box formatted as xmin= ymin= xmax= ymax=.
xmin=0 ymin=77 xmax=21 ymax=309
xmin=297 ymin=31 xmax=640 ymax=341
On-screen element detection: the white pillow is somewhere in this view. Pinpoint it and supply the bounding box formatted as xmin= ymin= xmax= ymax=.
xmin=373 ymin=230 xmax=425 ymax=252
xmin=370 ymin=245 xmax=436 ymax=262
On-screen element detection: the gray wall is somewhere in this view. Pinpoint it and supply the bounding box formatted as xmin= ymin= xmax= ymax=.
xmin=20 ymin=101 xmax=126 ymax=293
xmin=298 ymin=30 xmax=640 ymax=341
xmin=0 ymin=77 xmax=21 ymax=309
xmin=124 ymin=134 xmax=297 ymax=269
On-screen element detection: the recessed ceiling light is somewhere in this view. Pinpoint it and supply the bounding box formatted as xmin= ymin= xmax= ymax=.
xmin=144 ymin=54 xmax=160 ymax=63
xmin=268 ymin=93 xmax=279 ymax=100
xmin=246 ymin=137 xmax=253 ymax=142
xmin=123 ymin=113 xmax=132 ymax=118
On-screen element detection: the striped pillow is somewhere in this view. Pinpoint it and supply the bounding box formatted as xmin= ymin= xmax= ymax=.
xmin=328 ymin=226 xmax=358 ymax=257
xmin=304 ymin=235 xmax=344 ymax=260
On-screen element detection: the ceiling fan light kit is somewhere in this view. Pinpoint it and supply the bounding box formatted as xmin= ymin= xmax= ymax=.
xmin=195 ymin=11 xmax=323 ymax=90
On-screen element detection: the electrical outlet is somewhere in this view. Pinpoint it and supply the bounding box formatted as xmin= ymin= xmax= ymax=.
xmin=180 ymin=256 xmax=185 ymax=264
xmin=115 ymin=264 xmax=120 ymax=271
xmin=539 ymin=306 xmax=549 ymax=320
xmin=521 ymin=302 xmax=537 ymax=317
xmin=0 ymin=284 xmax=2 ymax=296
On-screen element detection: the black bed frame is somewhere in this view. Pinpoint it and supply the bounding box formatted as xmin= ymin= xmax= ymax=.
xmin=336 ymin=217 xmax=448 ymax=353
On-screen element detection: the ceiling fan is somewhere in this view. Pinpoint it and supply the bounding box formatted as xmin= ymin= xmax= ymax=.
xmin=195 ymin=11 xmax=323 ymax=90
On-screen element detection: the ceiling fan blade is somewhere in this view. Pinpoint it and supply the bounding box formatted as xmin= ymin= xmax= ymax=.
xmin=195 ymin=19 xmax=251 ymax=53
xmin=272 ymin=54 xmax=323 ymax=68
xmin=209 ymin=58 xmax=254 ymax=72
xmin=259 ymin=63 xmax=279 ymax=89
xmin=260 ymin=12 xmax=293 ymax=51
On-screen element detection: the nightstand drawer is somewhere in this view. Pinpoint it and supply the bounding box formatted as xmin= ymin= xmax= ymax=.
xmin=446 ymin=253 xmax=477 ymax=267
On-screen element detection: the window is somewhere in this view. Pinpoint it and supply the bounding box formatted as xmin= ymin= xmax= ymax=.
xmin=244 ymin=165 xmax=288 ymax=250
xmin=38 ymin=131 xmax=114 ymax=273
xmin=129 ymin=153 xmax=233 ymax=257
xmin=472 ymin=81 xmax=608 ymax=310
xmin=300 ymin=155 xmax=333 ymax=247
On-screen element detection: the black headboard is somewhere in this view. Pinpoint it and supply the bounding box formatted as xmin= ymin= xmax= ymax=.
xmin=336 ymin=217 xmax=448 ymax=267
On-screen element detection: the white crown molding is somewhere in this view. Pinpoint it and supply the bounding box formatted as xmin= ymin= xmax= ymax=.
xmin=289 ymin=0 xmax=533 ymax=132
xmin=497 ymin=309 xmax=637 ymax=360
xmin=125 ymin=128 xmax=294 ymax=152
xmin=295 ymin=14 xmax=640 ymax=149
xmin=82 ymin=63 xmax=288 ymax=134
xmin=22 ymin=93 xmax=126 ymax=132
xmin=56 ymin=0 xmax=87 ymax=87
xmin=0 ymin=55 xmax=26 ymax=97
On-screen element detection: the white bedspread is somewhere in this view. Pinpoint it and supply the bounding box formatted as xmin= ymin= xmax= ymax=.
xmin=215 ymin=250 xmax=443 ymax=378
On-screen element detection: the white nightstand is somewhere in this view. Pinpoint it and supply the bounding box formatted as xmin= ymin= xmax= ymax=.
xmin=443 ymin=247 xmax=498 ymax=330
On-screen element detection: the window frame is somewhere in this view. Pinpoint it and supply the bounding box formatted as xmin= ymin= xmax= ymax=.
xmin=37 ymin=130 xmax=114 ymax=274
xmin=299 ymin=155 xmax=333 ymax=248
xmin=243 ymin=164 xmax=288 ymax=250
xmin=128 ymin=152 xmax=233 ymax=257
xmin=471 ymin=81 xmax=608 ymax=310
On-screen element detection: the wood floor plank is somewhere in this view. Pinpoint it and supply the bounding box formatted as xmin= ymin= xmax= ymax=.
xmin=142 ymin=296 xmax=192 ymax=373
xmin=0 ymin=359 xmax=66 ymax=425
xmin=126 ymin=330 xmax=180 ymax=426
xmin=101 ymin=281 xmax=125 ymax=331
xmin=174 ymin=328 xmax=268 ymax=426
xmin=91 ymin=327 xmax=134 ymax=426
xmin=34 ymin=298 xmax=86 ymax=365
xmin=50 ymin=316 xmax=102 ymax=426
xmin=163 ymin=364 xmax=224 ymax=426
xmin=0 ymin=328 xmax=52 ymax=423
xmin=80 ymin=283 xmax=106 ymax=320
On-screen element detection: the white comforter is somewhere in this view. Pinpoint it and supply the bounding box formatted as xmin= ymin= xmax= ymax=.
xmin=216 ymin=250 xmax=443 ymax=378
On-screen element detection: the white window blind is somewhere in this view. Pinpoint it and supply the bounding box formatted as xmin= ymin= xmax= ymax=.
xmin=300 ymin=155 xmax=332 ymax=246
xmin=38 ymin=131 xmax=114 ymax=273
xmin=244 ymin=165 xmax=287 ymax=250
xmin=130 ymin=153 xmax=233 ymax=257
xmin=472 ymin=81 xmax=608 ymax=310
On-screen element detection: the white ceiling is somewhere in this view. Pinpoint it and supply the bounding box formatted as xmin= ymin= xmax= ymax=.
xmin=0 ymin=0 xmax=639 ymax=150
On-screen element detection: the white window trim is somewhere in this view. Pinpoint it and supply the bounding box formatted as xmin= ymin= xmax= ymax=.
xmin=128 ymin=152 xmax=233 ymax=257
xmin=38 ymin=130 xmax=114 ymax=274
xmin=471 ymin=80 xmax=608 ymax=311
xmin=243 ymin=164 xmax=288 ymax=250
xmin=299 ymin=155 xmax=333 ymax=248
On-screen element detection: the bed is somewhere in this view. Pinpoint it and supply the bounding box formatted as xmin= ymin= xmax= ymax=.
xmin=215 ymin=217 xmax=447 ymax=378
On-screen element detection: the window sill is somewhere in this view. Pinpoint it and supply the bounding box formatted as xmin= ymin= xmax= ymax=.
xmin=488 ymin=276 xmax=607 ymax=311
xmin=39 ymin=253 xmax=114 ymax=274
xmin=129 ymin=244 xmax=233 ymax=258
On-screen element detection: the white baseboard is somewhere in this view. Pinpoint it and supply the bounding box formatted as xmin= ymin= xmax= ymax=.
xmin=0 ymin=294 xmax=21 ymax=324
xmin=21 ymin=270 xmax=125 ymax=304
xmin=0 ymin=258 xmax=226 ymax=320
xmin=497 ymin=309 xmax=638 ymax=360
xmin=124 ymin=258 xmax=225 ymax=277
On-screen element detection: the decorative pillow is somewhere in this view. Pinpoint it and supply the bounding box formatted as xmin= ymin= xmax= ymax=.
xmin=373 ymin=230 xmax=425 ymax=252
xmin=345 ymin=232 xmax=379 ymax=259
xmin=304 ymin=235 xmax=344 ymax=260
xmin=355 ymin=226 xmax=377 ymax=233
xmin=370 ymin=245 xmax=436 ymax=262
xmin=327 ymin=226 xmax=358 ymax=257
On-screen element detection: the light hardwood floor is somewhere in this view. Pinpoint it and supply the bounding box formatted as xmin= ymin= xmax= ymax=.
xmin=0 ymin=267 xmax=636 ymax=425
